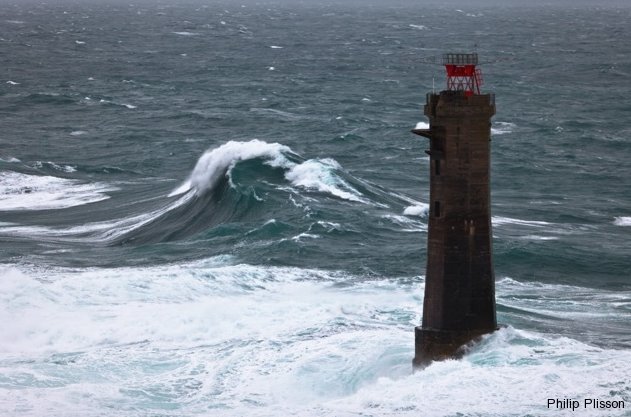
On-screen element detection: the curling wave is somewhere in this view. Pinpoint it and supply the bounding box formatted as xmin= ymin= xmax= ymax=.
xmin=169 ymin=139 xmax=368 ymax=203
xmin=0 ymin=141 xmax=429 ymax=246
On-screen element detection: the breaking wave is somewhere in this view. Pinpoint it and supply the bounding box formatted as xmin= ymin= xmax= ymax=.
xmin=170 ymin=140 xmax=367 ymax=203
xmin=1 ymin=141 xmax=419 ymax=245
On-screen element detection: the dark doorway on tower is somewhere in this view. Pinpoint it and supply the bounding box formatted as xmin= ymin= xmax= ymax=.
xmin=434 ymin=201 xmax=441 ymax=217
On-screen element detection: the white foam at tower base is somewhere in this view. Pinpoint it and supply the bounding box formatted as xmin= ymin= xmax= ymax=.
xmin=1 ymin=262 xmax=629 ymax=417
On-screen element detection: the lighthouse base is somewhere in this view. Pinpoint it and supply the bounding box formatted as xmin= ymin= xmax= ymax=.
xmin=413 ymin=326 xmax=495 ymax=369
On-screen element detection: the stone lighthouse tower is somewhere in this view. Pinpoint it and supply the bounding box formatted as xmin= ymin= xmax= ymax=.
xmin=412 ymin=53 xmax=497 ymax=367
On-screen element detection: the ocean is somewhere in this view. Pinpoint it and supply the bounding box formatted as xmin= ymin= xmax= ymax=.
xmin=1 ymin=1 xmax=630 ymax=416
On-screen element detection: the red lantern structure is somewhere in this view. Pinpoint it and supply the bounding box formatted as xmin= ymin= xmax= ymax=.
xmin=443 ymin=53 xmax=483 ymax=96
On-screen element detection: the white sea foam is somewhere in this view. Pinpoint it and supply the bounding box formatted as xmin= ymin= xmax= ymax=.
xmin=70 ymin=130 xmax=88 ymax=136
xmin=1 ymin=263 xmax=629 ymax=416
xmin=519 ymin=234 xmax=559 ymax=241
xmin=285 ymin=159 xmax=367 ymax=203
xmin=492 ymin=216 xmax=551 ymax=227
xmin=291 ymin=232 xmax=320 ymax=241
xmin=173 ymin=31 xmax=198 ymax=36
xmin=33 ymin=161 xmax=77 ymax=173
xmin=6 ymin=80 xmax=20 ymax=85
xmin=325 ymin=329 xmax=630 ymax=417
xmin=0 ymin=156 xmax=20 ymax=163
xmin=491 ymin=121 xmax=516 ymax=135
xmin=270 ymin=45 xmax=283 ymax=49
xmin=613 ymin=216 xmax=631 ymax=226
xmin=0 ymin=172 xmax=115 ymax=211
xmin=0 ymin=261 xmax=392 ymax=356
xmin=414 ymin=121 xmax=429 ymax=130
xmin=409 ymin=24 xmax=428 ymax=30
xmin=97 ymin=99 xmax=137 ymax=109
xmin=317 ymin=221 xmax=341 ymax=229
xmin=75 ymin=40 xmax=85 ymax=45
xmin=403 ymin=203 xmax=429 ymax=217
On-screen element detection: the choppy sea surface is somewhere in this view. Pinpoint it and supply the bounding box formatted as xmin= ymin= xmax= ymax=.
xmin=1 ymin=1 xmax=630 ymax=416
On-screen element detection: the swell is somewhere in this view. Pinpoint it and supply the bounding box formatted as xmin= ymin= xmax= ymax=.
xmin=1 ymin=140 xmax=427 ymax=248
xmin=112 ymin=140 xmax=422 ymax=245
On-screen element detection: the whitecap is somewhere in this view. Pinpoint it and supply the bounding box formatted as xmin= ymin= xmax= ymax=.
xmin=173 ymin=31 xmax=198 ymax=36
xmin=98 ymin=99 xmax=137 ymax=109
xmin=491 ymin=121 xmax=516 ymax=135
xmin=0 ymin=156 xmax=20 ymax=163
xmin=316 ymin=221 xmax=341 ymax=231
xmin=33 ymin=161 xmax=77 ymax=173
xmin=403 ymin=203 xmax=429 ymax=217
xmin=6 ymin=80 xmax=19 ymax=85
xmin=492 ymin=216 xmax=550 ymax=227
xmin=170 ymin=140 xmax=370 ymax=204
xmin=409 ymin=24 xmax=428 ymax=30
xmin=519 ymin=235 xmax=559 ymax=241
xmin=169 ymin=139 xmax=291 ymax=197
xmin=75 ymin=40 xmax=85 ymax=45
xmin=0 ymin=172 xmax=115 ymax=211
xmin=291 ymin=232 xmax=320 ymax=241
xmin=70 ymin=130 xmax=87 ymax=136
xmin=285 ymin=159 xmax=367 ymax=203
xmin=270 ymin=45 xmax=283 ymax=49
xmin=613 ymin=216 xmax=631 ymax=226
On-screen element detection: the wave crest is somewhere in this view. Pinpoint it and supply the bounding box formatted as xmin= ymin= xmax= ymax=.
xmin=170 ymin=140 xmax=366 ymax=203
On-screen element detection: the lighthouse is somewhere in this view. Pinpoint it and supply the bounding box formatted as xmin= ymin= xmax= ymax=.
xmin=412 ymin=53 xmax=497 ymax=367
